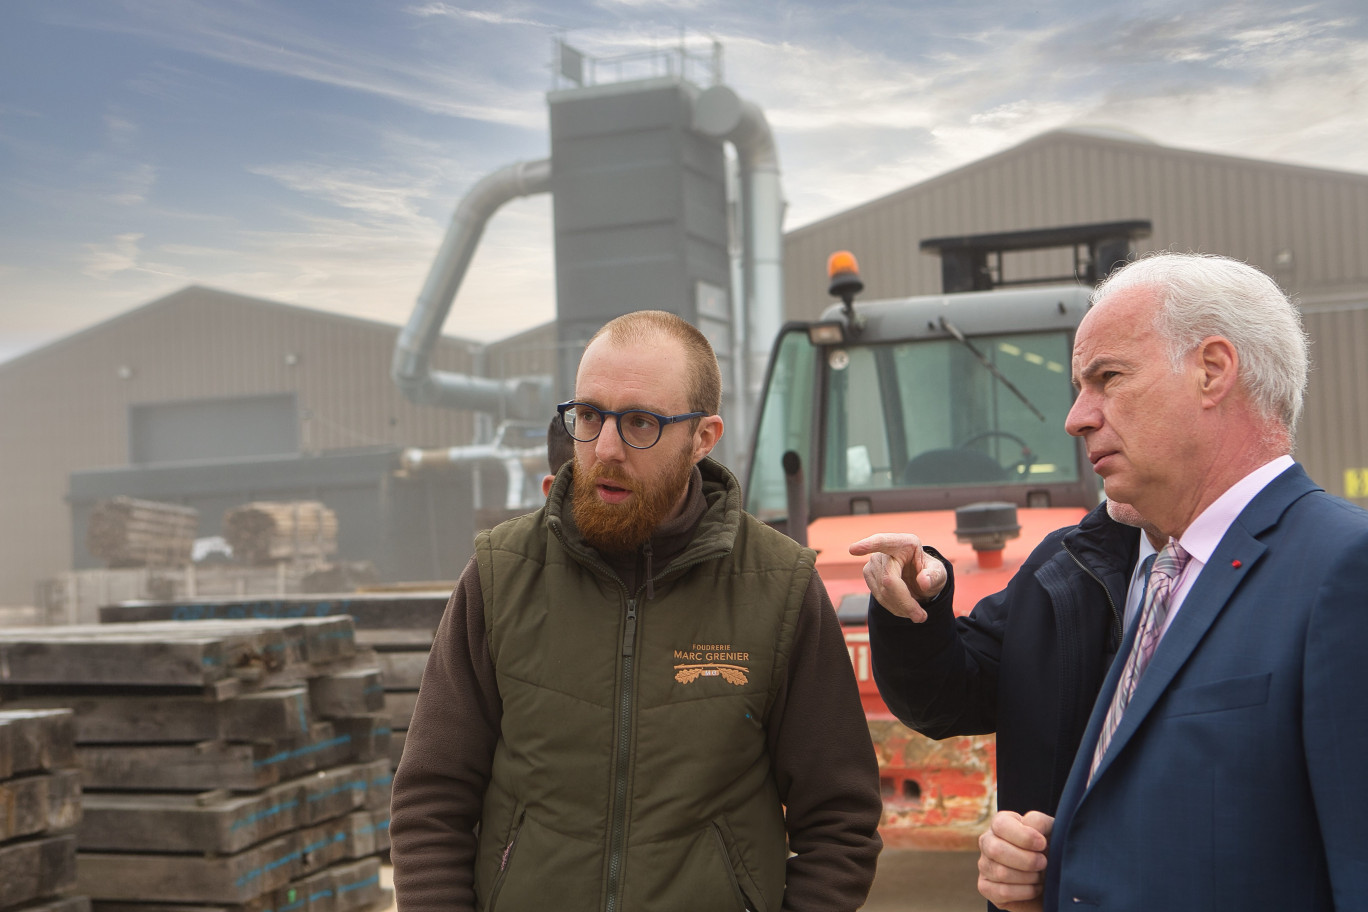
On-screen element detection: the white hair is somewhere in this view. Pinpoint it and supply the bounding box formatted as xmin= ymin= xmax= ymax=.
xmin=1092 ymin=252 xmax=1310 ymax=432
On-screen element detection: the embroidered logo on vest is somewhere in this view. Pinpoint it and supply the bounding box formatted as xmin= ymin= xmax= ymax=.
xmin=673 ymin=643 xmax=750 ymax=686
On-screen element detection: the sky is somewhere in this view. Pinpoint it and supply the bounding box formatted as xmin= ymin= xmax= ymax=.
xmin=2 ymin=0 xmax=1366 ymax=363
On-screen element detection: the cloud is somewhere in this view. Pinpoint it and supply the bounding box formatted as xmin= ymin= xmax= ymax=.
xmin=103 ymin=113 xmax=139 ymax=149
xmin=82 ymin=232 xmax=146 ymax=279
xmin=52 ymin=0 xmax=550 ymax=128
xmin=592 ymin=0 xmax=714 ymax=10
xmin=249 ymin=162 xmax=434 ymax=223
xmin=705 ymin=5 xmax=1368 ymax=227
xmin=109 ymin=162 xmax=157 ymax=205
xmin=9 ymin=0 xmax=1368 ymax=359
xmin=405 ymin=3 xmax=550 ymax=27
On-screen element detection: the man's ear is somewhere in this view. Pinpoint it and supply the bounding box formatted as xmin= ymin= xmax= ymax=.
xmin=1197 ymin=335 xmax=1240 ymax=408
xmin=692 ymin=415 xmax=724 ymax=462
xmin=542 ymin=474 xmax=555 ymax=498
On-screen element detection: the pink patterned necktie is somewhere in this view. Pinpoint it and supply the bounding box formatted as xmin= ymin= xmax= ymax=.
xmin=1089 ymin=540 xmax=1191 ymax=782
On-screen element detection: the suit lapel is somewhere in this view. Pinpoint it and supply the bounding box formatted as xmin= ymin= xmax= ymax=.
xmin=1085 ymin=528 xmax=1267 ymax=782
xmin=1077 ymin=464 xmax=1321 ymax=789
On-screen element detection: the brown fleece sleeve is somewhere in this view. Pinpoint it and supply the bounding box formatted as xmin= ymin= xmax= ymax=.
xmin=767 ymin=574 xmax=884 ymax=912
xmin=389 ymin=557 xmax=501 ymax=912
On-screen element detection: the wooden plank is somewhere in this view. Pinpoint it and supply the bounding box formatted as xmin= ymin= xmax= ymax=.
xmin=329 ymin=811 xmax=388 ymax=861
xmin=8 ymin=693 xmax=222 ymax=743
xmin=6 ymin=688 xmax=312 ymax=744
xmin=369 ymin=809 xmax=390 ymax=855
xmin=260 ymin=723 xmax=351 ymax=783
xmin=77 ymin=832 xmax=301 ymax=903
xmin=0 ymin=632 xmax=241 ymax=688
xmin=308 ymin=668 xmax=385 ymax=719
xmin=1 ymin=769 xmax=81 ymax=840
xmin=82 ymin=621 xmax=299 ymax=682
xmin=0 ymin=620 xmax=364 ymax=690
xmin=297 ymin=820 xmax=348 ymax=876
xmin=223 ymin=501 xmax=338 ymax=566
xmin=0 ymin=833 xmax=77 ymax=909
xmin=79 ymin=788 xmax=301 ymax=855
xmin=0 ymin=710 xmax=77 ymax=775
xmin=87 ymin=496 xmax=198 ymax=568
xmin=356 ymin=759 xmax=392 ymax=814
xmin=46 ymin=768 xmax=83 ymax=833
xmin=298 ymin=764 xmax=367 ymax=828
xmin=274 ymin=866 xmax=335 ymax=912
xmin=100 ymin=593 xmax=449 ymax=631
xmin=332 ymin=858 xmax=386 ymax=912
xmin=11 ymin=894 xmax=90 ymax=912
xmin=291 ymin=618 xmax=357 ymax=667
xmin=328 ymin=716 xmax=390 ymax=766
xmin=92 ymin=899 xmax=269 ymax=912
xmin=77 ymin=740 xmax=280 ymax=792
xmin=374 ymin=651 xmax=427 ymax=689
xmin=0 ymin=716 xmax=11 ymax=780
xmin=0 ymin=837 xmax=42 ymax=909
xmin=337 ymin=811 xmax=376 ymax=861
xmin=223 ymin=687 xmax=313 ymax=741
xmin=355 ymin=629 xmax=433 ymax=650
xmin=91 ymin=900 xmax=269 ymax=912
xmin=0 ymin=774 xmax=49 ymax=842
xmin=382 ymin=692 xmax=418 ymax=733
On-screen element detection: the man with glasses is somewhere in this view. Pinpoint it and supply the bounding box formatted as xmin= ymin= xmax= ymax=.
xmin=391 ymin=310 xmax=882 ymax=912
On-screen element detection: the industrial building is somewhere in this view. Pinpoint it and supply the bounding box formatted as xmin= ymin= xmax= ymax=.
xmin=0 ymin=286 xmax=553 ymax=608
xmin=783 ymin=126 xmax=1368 ymax=508
xmin=3 ymin=123 xmax=1366 ymax=611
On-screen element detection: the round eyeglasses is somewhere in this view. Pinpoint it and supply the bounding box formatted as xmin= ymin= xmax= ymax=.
xmin=557 ymin=401 xmax=706 ymax=450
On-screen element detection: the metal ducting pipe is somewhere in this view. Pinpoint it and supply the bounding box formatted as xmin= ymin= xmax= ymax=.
xmin=691 ymin=85 xmax=785 ymax=440
xmin=392 ymin=158 xmax=554 ymax=418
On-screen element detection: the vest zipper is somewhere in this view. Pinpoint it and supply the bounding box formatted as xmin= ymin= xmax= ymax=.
xmin=547 ymin=513 xmax=730 ymax=910
xmin=605 ymin=596 xmax=638 ymax=912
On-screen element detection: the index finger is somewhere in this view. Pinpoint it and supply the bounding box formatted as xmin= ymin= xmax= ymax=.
xmin=849 ymin=532 xmax=923 ymax=557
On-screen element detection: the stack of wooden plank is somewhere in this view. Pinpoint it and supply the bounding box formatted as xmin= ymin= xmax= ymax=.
xmin=222 ymin=503 xmax=339 ymax=566
xmin=0 ymin=708 xmax=86 ymax=912
xmin=0 ymin=619 xmax=393 ymax=912
xmin=86 ymin=497 xmax=199 ymax=568
xmin=99 ymin=592 xmax=451 ymax=773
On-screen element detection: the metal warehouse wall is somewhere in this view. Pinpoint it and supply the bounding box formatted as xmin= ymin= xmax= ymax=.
xmin=484 ymin=320 xmax=560 ymax=389
xmin=1301 ymin=302 xmax=1368 ymax=502
xmin=784 ymin=128 xmax=1368 ymax=316
xmin=0 ymin=286 xmax=483 ymax=606
xmin=782 ymin=127 xmax=1368 ymax=505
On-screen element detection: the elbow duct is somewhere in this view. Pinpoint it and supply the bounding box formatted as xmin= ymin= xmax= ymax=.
xmin=392 ymin=158 xmax=553 ymax=418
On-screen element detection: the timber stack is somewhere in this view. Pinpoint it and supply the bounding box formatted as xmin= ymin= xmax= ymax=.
xmin=100 ymin=592 xmax=451 ymax=774
xmin=0 ymin=708 xmax=86 ymax=912
xmin=85 ymin=497 xmax=199 ymax=569
xmin=0 ymin=618 xmax=393 ymax=912
xmin=223 ymin=502 xmax=338 ymax=567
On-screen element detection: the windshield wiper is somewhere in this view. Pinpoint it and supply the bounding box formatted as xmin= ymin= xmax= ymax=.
xmin=938 ymin=316 xmax=1046 ymax=422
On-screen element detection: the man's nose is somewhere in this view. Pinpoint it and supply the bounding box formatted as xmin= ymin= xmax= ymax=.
xmin=595 ymin=416 xmax=628 ymax=460
xmin=1065 ymin=391 xmax=1097 ymax=438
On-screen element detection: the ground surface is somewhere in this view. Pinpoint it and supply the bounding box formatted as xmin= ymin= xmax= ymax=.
xmin=379 ymin=848 xmax=985 ymax=910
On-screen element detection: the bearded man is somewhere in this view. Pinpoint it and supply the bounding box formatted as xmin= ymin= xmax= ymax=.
xmin=390 ymin=310 xmax=882 ymax=912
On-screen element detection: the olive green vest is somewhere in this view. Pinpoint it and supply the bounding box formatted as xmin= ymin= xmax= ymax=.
xmin=472 ymin=458 xmax=815 ymax=912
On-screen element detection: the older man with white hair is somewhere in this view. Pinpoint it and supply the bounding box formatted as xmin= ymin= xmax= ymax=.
xmin=978 ymin=252 xmax=1368 ymax=911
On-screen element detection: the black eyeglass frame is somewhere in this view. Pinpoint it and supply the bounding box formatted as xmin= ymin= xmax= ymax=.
xmin=557 ymin=401 xmax=707 ymax=450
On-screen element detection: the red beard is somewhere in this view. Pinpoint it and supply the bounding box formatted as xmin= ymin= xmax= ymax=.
xmin=572 ymin=442 xmax=696 ymax=553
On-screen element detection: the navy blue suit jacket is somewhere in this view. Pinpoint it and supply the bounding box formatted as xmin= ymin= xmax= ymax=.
xmin=1045 ymin=464 xmax=1368 ymax=910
